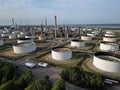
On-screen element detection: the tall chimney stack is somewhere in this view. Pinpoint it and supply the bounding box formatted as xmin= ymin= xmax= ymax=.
xmin=45 ymin=17 xmax=47 ymax=31
xmin=12 ymin=18 xmax=14 ymax=26
xmin=54 ymin=15 xmax=57 ymax=38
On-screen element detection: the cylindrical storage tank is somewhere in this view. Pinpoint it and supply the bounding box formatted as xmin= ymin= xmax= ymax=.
xmin=92 ymin=30 xmax=100 ymax=35
xmin=71 ymin=39 xmax=85 ymax=48
xmin=105 ymin=34 xmax=116 ymax=37
xmin=100 ymin=42 xmax=119 ymax=52
xmin=106 ymin=31 xmax=115 ymax=35
xmin=17 ymin=38 xmax=33 ymax=43
xmin=17 ymin=34 xmax=25 ymax=38
xmin=25 ymin=35 xmax=34 ymax=39
xmin=20 ymin=32 xmax=24 ymax=34
xmin=93 ymin=52 xmax=120 ymax=72
xmin=12 ymin=31 xmax=19 ymax=34
xmin=9 ymin=34 xmax=16 ymax=39
xmin=1 ymin=33 xmax=9 ymax=37
xmin=3 ymin=31 xmax=9 ymax=33
xmin=13 ymin=42 xmax=36 ymax=54
xmin=87 ymin=33 xmax=96 ymax=38
xmin=81 ymin=35 xmax=92 ymax=41
xmin=38 ymin=35 xmax=46 ymax=41
xmin=52 ymin=47 xmax=72 ymax=60
xmin=103 ymin=36 xmax=116 ymax=42
xmin=0 ymin=39 xmax=4 ymax=45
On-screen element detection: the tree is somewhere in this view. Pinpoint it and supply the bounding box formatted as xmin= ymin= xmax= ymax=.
xmin=15 ymin=71 xmax=32 ymax=89
xmin=51 ymin=79 xmax=66 ymax=90
xmin=24 ymin=75 xmax=52 ymax=90
xmin=0 ymin=80 xmax=15 ymax=90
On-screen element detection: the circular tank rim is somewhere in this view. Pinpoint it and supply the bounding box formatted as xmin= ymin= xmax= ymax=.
xmin=100 ymin=42 xmax=118 ymax=46
xmin=71 ymin=39 xmax=84 ymax=42
xmin=81 ymin=35 xmax=91 ymax=37
xmin=52 ymin=47 xmax=72 ymax=53
xmin=18 ymin=38 xmax=32 ymax=40
xmin=103 ymin=36 xmax=116 ymax=38
xmin=13 ymin=42 xmax=35 ymax=46
xmin=94 ymin=52 xmax=120 ymax=60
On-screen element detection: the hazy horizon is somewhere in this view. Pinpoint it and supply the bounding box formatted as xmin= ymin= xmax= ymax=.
xmin=0 ymin=0 xmax=120 ymax=25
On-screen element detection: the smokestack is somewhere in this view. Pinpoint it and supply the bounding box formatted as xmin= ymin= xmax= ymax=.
xmin=54 ymin=15 xmax=57 ymax=38
xmin=12 ymin=18 xmax=14 ymax=26
xmin=45 ymin=17 xmax=47 ymax=31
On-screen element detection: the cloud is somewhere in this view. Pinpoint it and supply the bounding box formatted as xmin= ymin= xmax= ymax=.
xmin=0 ymin=0 xmax=34 ymax=9
xmin=0 ymin=0 xmax=120 ymax=25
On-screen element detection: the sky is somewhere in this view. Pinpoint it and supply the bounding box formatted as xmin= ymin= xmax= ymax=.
xmin=0 ymin=0 xmax=120 ymax=25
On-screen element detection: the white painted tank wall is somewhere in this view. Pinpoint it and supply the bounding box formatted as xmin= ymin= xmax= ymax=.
xmin=12 ymin=31 xmax=19 ymax=34
xmin=25 ymin=35 xmax=34 ymax=39
xmin=87 ymin=33 xmax=96 ymax=38
xmin=71 ymin=41 xmax=85 ymax=48
xmin=103 ymin=37 xmax=116 ymax=42
xmin=105 ymin=34 xmax=116 ymax=37
xmin=92 ymin=31 xmax=100 ymax=35
xmin=81 ymin=36 xmax=92 ymax=41
xmin=17 ymin=39 xmax=33 ymax=43
xmin=106 ymin=31 xmax=115 ymax=34
xmin=20 ymin=32 xmax=24 ymax=34
xmin=39 ymin=36 xmax=46 ymax=40
xmin=100 ymin=43 xmax=119 ymax=52
xmin=0 ymin=39 xmax=4 ymax=45
xmin=93 ymin=55 xmax=120 ymax=72
xmin=52 ymin=49 xmax=72 ymax=60
xmin=13 ymin=43 xmax=36 ymax=54
xmin=9 ymin=34 xmax=16 ymax=39
xmin=1 ymin=33 xmax=9 ymax=37
xmin=17 ymin=34 xmax=25 ymax=38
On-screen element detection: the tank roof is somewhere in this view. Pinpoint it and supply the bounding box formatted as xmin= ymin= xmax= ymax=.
xmin=72 ymin=39 xmax=84 ymax=42
xmin=104 ymin=36 xmax=116 ymax=38
xmin=100 ymin=42 xmax=118 ymax=46
xmin=52 ymin=48 xmax=71 ymax=52
xmin=18 ymin=38 xmax=32 ymax=40
xmin=94 ymin=52 xmax=120 ymax=62
xmin=13 ymin=42 xmax=35 ymax=46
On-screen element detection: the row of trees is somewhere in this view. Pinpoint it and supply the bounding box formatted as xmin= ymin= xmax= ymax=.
xmin=61 ymin=67 xmax=104 ymax=90
xmin=0 ymin=61 xmax=66 ymax=90
xmin=25 ymin=75 xmax=66 ymax=90
xmin=0 ymin=71 xmax=32 ymax=90
xmin=0 ymin=62 xmax=17 ymax=83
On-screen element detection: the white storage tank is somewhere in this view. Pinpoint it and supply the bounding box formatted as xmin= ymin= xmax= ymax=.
xmin=13 ymin=42 xmax=36 ymax=54
xmin=93 ymin=52 xmax=120 ymax=72
xmin=105 ymin=31 xmax=116 ymax=37
xmin=105 ymin=34 xmax=116 ymax=37
xmin=20 ymin=32 xmax=24 ymax=34
xmin=52 ymin=47 xmax=72 ymax=60
xmin=38 ymin=35 xmax=46 ymax=41
xmin=100 ymin=42 xmax=119 ymax=52
xmin=9 ymin=34 xmax=16 ymax=39
xmin=81 ymin=35 xmax=92 ymax=41
xmin=103 ymin=36 xmax=116 ymax=42
xmin=1 ymin=33 xmax=9 ymax=37
xmin=12 ymin=31 xmax=19 ymax=34
xmin=92 ymin=30 xmax=100 ymax=35
xmin=106 ymin=31 xmax=115 ymax=34
xmin=3 ymin=30 xmax=9 ymax=33
xmin=25 ymin=34 xmax=34 ymax=39
xmin=87 ymin=33 xmax=96 ymax=38
xmin=17 ymin=34 xmax=25 ymax=38
xmin=0 ymin=39 xmax=4 ymax=46
xmin=71 ymin=39 xmax=85 ymax=48
xmin=17 ymin=38 xmax=33 ymax=43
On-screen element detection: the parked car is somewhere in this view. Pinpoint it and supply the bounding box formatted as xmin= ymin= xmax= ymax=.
xmin=38 ymin=62 xmax=48 ymax=68
xmin=25 ymin=62 xmax=36 ymax=68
